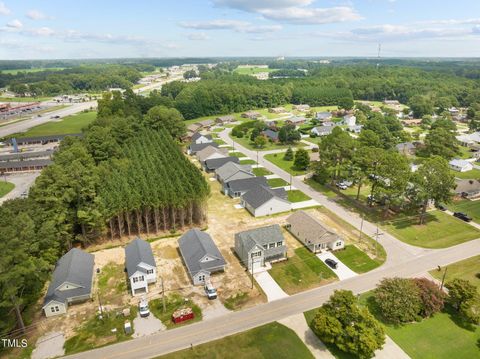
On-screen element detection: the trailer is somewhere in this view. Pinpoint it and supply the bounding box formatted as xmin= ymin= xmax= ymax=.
xmin=172 ymin=307 xmax=194 ymax=324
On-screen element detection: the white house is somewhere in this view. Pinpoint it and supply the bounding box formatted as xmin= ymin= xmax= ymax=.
xmin=241 ymin=185 xmax=291 ymax=217
xmin=125 ymin=238 xmax=157 ymax=296
xmin=191 ymin=132 xmax=213 ymax=145
xmin=342 ymin=114 xmax=356 ymax=126
xmin=449 ymin=159 xmax=474 ymax=173
xmin=196 ymin=146 xmax=228 ymax=163
xmin=311 ymin=126 xmax=333 ymax=137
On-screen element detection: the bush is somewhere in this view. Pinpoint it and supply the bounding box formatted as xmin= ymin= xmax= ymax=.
xmin=284 ymin=147 xmax=294 ymax=161
xmin=413 ymin=278 xmax=445 ymax=317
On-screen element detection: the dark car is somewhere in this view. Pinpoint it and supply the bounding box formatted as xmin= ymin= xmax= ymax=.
xmin=325 ymin=258 xmax=338 ymax=269
xmin=453 ymin=212 xmax=472 ymax=222
xmin=436 ymin=204 xmax=447 ymax=211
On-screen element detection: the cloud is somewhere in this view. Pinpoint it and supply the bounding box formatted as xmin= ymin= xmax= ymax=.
xmin=28 ymin=26 xmax=55 ymax=36
xmin=418 ymin=18 xmax=480 ymax=26
xmin=0 ymin=2 xmax=10 ymax=15
xmin=26 ymin=9 xmax=51 ymax=20
xmin=187 ymin=32 xmax=210 ymax=40
xmin=179 ymin=19 xmax=282 ymax=33
xmin=213 ymin=0 xmax=313 ymax=12
xmin=6 ymin=19 xmax=23 ymax=29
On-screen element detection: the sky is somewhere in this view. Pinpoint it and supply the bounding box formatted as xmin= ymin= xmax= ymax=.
xmin=1 ymin=0 xmax=480 ymax=59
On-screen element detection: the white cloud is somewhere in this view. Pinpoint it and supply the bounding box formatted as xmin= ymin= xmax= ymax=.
xmin=6 ymin=19 xmax=22 ymax=29
xmin=179 ymin=19 xmax=282 ymax=33
xmin=187 ymin=32 xmax=210 ymax=40
xmin=26 ymin=9 xmax=50 ymax=20
xmin=213 ymin=0 xmax=313 ymax=12
xmin=418 ymin=18 xmax=480 ymax=26
xmin=0 ymin=2 xmax=10 ymax=15
xmin=28 ymin=26 xmax=55 ymax=36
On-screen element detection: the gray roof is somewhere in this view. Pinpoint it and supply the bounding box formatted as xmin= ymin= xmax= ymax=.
xmin=455 ymin=179 xmax=480 ymax=194
xmin=0 ymin=158 xmax=52 ymax=169
xmin=43 ymin=248 xmax=94 ymax=306
xmin=236 ymin=224 xmax=286 ymax=257
xmin=6 ymin=134 xmax=82 ymax=145
xmin=216 ymin=115 xmax=236 ymax=122
xmin=312 ymin=126 xmax=333 ymax=135
xmin=316 ymin=112 xmax=332 ymax=119
xmin=197 ymin=146 xmax=228 ymax=162
xmin=204 ymin=156 xmax=239 ymax=171
xmin=287 ymin=211 xmax=342 ymax=245
xmin=189 ymin=142 xmax=219 ymax=154
xmin=287 ymin=116 xmax=306 ymax=123
xmin=241 ymin=185 xmax=288 ymax=209
xmin=125 ymin=238 xmax=156 ymax=278
xmin=178 ymin=229 xmax=226 ymax=276
xmin=227 ymin=176 xmax=268 ymax=193
xmin=215 ymin=162 xmax=253 ymax=182
xmin=396 ymin=142 xmax=415 ymax=151
xmin=262 ymin=129 xmax=279 ymax=141
xmin=191 ymin=133 xmax=212 ymax=143
xmin=0 ymin=150 xmax=54 ymax=162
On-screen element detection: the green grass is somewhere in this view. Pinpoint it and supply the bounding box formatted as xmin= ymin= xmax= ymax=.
xmin=252 ymin=167 xmax=272 ymax=176
xmin=149 ymin=293 xmax=202 ymax=330
xmin=233 ymin=66 xmax=276 ymax=75
xmin=429 ymin=255 xmax=480 ymax=290
xmin=228 ymin=151 xmax=246 ymax=158
xmin=1 ymin=67 xmax=65 ymax=75
xmin=212 ymin=127 xmax=224 ymax=132
xmin=229 ymin=131 xmax=307 ymax=152
xmin=333 ymin=245 xmax=382 ymax=273
xmin=448 ymin=199 xmax=480 ymax=222
xmin=267 ymin=178 xmax=288 ymax=188
xmin=0 ymin=96 xmax=53 ymax=102
xmin=224 ymin=291 xmax=250 ymax=311
xmin=14 ymin=111 xmax=96 ymax=137
xmin=383 ymin=210 xmax=480 ymax=248
xmin=304 ymin=178 xmax=337 ymax=199
xmin=264 ymin=153 xmax=308 ymax=176
xmin=97 ymin=262 xmax=127 ymax=306
xmin=157 ymin=322 xmax=313 ymax=359
xmin=213 ymin=139 xmax=226 ymax=145
xmin=450 ymin=168 xmax=480 ymax=179
xmin=269 ymin=247 xmax=337 ymax=294
xmin=0 ymin=181 xmax=14 ymax=197
xmin=64 ymin=306 xmax=137 ymax=355
xmin=287 ymin=190 xmax=311 ymax=202
xmin=239 ymin=159 xmax=257 ymax=165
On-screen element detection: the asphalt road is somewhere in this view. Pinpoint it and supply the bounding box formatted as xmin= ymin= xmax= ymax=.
xmin=0 ymin=172 xmax=40 ymax=205
xmin=0 ymin=101 xmax=96 ymax=138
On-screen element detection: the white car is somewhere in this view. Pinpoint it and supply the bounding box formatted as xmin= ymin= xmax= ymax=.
xmin=138 ymin=298 xmax=150 ymax=317
xmin=336 ymin=182 xmax=347 ymax=190
xmin=204 ymin=282 xmax=217 ymax=300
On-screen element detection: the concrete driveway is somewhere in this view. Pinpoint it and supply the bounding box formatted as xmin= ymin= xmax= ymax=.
xmin=254 ymin=271 xmax=288 ymax=302
xmin=132 ymin=313 xmax=166 ymax=338
xmin=31 ymin=331 xmax=65 ymax=359
xmin=317 ymin=252 xmax=358 ymax=280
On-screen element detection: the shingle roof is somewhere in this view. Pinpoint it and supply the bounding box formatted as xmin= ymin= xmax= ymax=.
xmin=449 ymin=159 xmax=472 ymax=168
xmin=6 ymin=133 xmax=82 ymax=145
xmin=242 ymin=185 xmax=288 ymax=209
xmin=316 ymin=112 xmax=332 ymax=119
xmin=191 ymin=133 xmax=212 ymax=143
xmin=125 ymin=238 xmax=156 ymax=277
xmin=0 ymin=150 xmax=54 ymax=162
xmin=178 ymin=229 xmax=226 ymax=276
xmin=189 ymin=142 xmax=219 ymax=154
xmin=287 ymin=211 xmax=342 ymax=245
xmin=196 ymin=146 xmax=228 ymax=162
xmin=43 ymin=248 xmax=94 ymax=306
xmin=227 ymin=176 xmax=268 ymax=193
xmin=0 ymin=158 xmax=52 ymax=169
xmin=261 ymin=129 xmax=279 ymax=140
xmin=312 ymin=126 xmax=333 ymax=135
xmin=396 ymin=142 xmax=415 ymax=151
xmin=236 ymin=224 xmax=285 ymax=254
xmin=215 ymin=162 xmax=253 ymax=182
xmin=216 ymin=115 xmax=236 ymax=122
xmin=204 ymin=156 xmax=239 ymax=171
xmin=455 ymin=179 xmax=480 ymax=194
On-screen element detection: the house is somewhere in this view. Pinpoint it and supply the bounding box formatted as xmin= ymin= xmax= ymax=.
xmin=196 ymin=146 xmax=228 ymax=163
xmin=224 ymin=176 xmax=268 ymax=198
xmin=455 ymin=179 xmax=480 ymax=199
xmin=216 ymin=115 xmax=236 ymax=125
xmin=396 ymin=142 xmax=417 ymax=155
xmin=0 ymin=159 xmax=52 ymax=173
xmin=401 ymin=119 xmax=422 ymax=127
xmin=342 ymin=114 xmax=356 ymax=126
xmin=194 ymin=119 xmax=215 ymax=129
xmin=286 ymin=116 xmax=306 ymax=125
xmin=125 ymin=238 xmax=157 ymax=296
xmin=383 ymin=100 xmax=400 ymax=105
xmin=187 ymin=142 xmax=219 ymax=155
xmin=43 ymin=248 xmax=94 ymax=317
xmin=178 ymin=229 xmax=226 ymax=285
xmin=456 ymin=132 xmax=480 ymax=147
xmin=347 ymin=125 xmax=363 ymax=134
xmin=187 ymin=123 xmax=202 ymax=134
xmin=215 ymin=161 xmax=254 ymax=186
xmin=241 ymin=185 xmax=291 ymax=217
xmin=316 ymin=112 xmax=332 ymax=121
xmin=286 ymin=211 xmax=344 ymax=253
xmin=449 ymin=159 xmax=474 ymax=172
xmin=268 ymin=107 xmax=286 ymax=114
xmin=241 ymin=111 xmax=261 ymax=119
xmin=204 ymin=156 xmax=240 ymax=172
xmin=234 ymin=224 xmax=287 ymax=271
xmin=261 ymin=129 xmax=279 ymax=142
xmin=449 ymin=107 xmax=460 ymax=116
xmin=191 ymin=133 xmax=213 ymax=145
xmin=293 ymin=104 xmax=310 ymax=112
xmin=311 ymin=126 xmax=333 ymax=137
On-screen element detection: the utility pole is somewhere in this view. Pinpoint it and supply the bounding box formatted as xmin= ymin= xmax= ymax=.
xmin=359 ymin=214 xmax=364 ymax=241
xmin=374 ymin=226 xmax=383 ymax=258
xmin=290 ymin=173 xmax=292 ymax=191
xmin=11 ymin=295 xmax=25 ymax=334
xmin=161 ymin=277 xmax=166 ymax=313
xmin=256 ymin=150 xmax=259 ymax=165
xmin=440 ymin=266 xmax=448 ymax=291
xmin=98 ymin=292 xmax=104 ymax=318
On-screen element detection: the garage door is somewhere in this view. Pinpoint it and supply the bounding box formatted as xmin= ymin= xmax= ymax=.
xmin=251 ymin=257 xmax=263 ymax=271
xmin=133 ymin=287 xmax=147 ymax=295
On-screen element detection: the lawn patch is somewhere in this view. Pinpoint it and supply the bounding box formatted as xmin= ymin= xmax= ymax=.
xmin=264 ymin=153 xmax=308 ymax=176
xmin=16 ymin=111 xmax=97 ymax=137
xmin=0 ymin=181 xmax=14 ymax=197
xmin=287 ymin=190 xmax=311 ymax=202
xmin=383 ymin=210 xmax=480 ymax=248
xmin=224 ymin=291 xmax=250 ymax=311
xmin=240 ymin=159 xmax=256 ymax=165
xmin=267 ymin=178 xmax=288 ymax=188
xmin=252 ymin=167 xmax=272 ymax=176
xmin=229 ymin=151 xmax=246 ymax=158
xmin=150 ymin=293 xmax=202 ymax=330
xmin=450 ymin=168 xmax=480 ymax=179
xmin=334 ymin=245 xmax=382 ymax=273
xmin=269 ymin=247 xmax=337 ymax=294
xmin=157 ymin=322 xmax=313 ymax=359
xmin=304 ymin=179 xmax=337 ymax=199
xmin=213 ymin=139 xmax=226 ymax=145
xmin=429 ymin=255 xmax=480 ymax=290
xmin=448 ymin=199 xmax=480 ymax=223
xmin=97 ymin=262 xmax=127 ymax=306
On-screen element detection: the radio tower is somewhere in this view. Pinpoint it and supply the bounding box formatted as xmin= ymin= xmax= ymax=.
xmin=376 ymin=43 xmax=381 ymax=69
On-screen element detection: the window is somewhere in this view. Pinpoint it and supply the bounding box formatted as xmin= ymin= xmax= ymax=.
xmin=269 ymin=243 xmax=275 ymax=249
xmin=133 ymin=276 xmax=144 ymax=283
xmin=50 ymin=307 xmax=55 ymax=313
xmin=336 ymin=241 xmax=342 ymax=247
xmin=251 ymin=251 xmax=262 ymax=258
xmin=147 ymin=269 xmax=154 ymax=275
xmin=263 ymin=245 xmax=268 ymax=249
xmin=277 ymin=241 xmax=283 ymax=247
xmin=198 ymin=274 xmax=205 ymax=282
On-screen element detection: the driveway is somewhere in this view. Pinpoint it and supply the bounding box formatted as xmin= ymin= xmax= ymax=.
xmin=202 ymin=299 xmax=231 ymax=320
xmin=0 ymin=171 xmax=41 ymax=205
xmin=317 ymin=252 xmax=358 ymax=280
xmin=254 ymin=271 xmax=288 ymax=302
xmin=31 ymin=331 xmax=65 ymax=359
xmin=132 ymin=313 xmax=166 ymax=338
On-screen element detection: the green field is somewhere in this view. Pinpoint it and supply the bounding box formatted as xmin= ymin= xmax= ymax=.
xmin=228 ymin=151 xmax=246 ymax=158
xmin=0 ymin=181 xmax=14 ymax=197
xmin=450 ymin=168 xmax=480 ymax=179
xmin=230 ymin=132 xmax=306 ymax=152
xmin=304 ymin=179 xmax=337 ymax=199
xmin=383 ymin=210 xmax=480 ymax=248
xmin=333 ymin=245 xmax=382 ymax=273
xmin=252 ymin=167 xmax=272 ymax=176
xmin=158 ymin=322 xmax=313 ymax=359
xmin=287 ymin=190 xmax=311 ymax=202
xmin=240 ymin=159 xmax=256 ymax=165
xmin=267 ymin=178 xmax=288 ymax=188
xmin=0 ymin=67 xmax=65 ymax=75
xmin=269 ymin=247 xmax=337 ymax=294
xmin=429 ymin=255 xmax=480 ymax=289
xmin=264 ymin=153 xmax=308 ymax=176
xmin=448 ymin=199 xmax=480 ymax=222
xmin=233 ymin=66 xmax=275 ymax=75
xmin=15 ymin=111 xmax=97 ymax=137
xmin=0 ymin=96 xmax=52 ymax=102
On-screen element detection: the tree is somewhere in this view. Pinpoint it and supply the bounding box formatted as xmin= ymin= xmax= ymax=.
xmin=183 ymin=69 xmax=198 ymax=79
xmin=319 ymin=127 xmax=355 ymax=183
xmin=424 ymin=127 xmax=459 ymax=160
xmin=294 ymin=148 xmax=310 ymax=170
xmin=278 ymin=124 xmax=301 ymax=144
xmin=284 ymin=147 xmax=294 ymax=161
xmin=143 ymin=105 xmax=186 ymax=139
xmin=408 ymin=95 xmax=434 ymax=117
xmin=250 ymin=127 xmax=260 ymax=142
xmin=254 ymin=135 xmax=267 ymax=149
xmin=446 ymin=279 xmax=478 ymax=311
xmin=358 ymin=129 xmax=382 ymax=149
xmin=374 ymin=277 xmax=422 ymax=324
xmin=351 ymin=146 xmax=384 ymax=201
xmin=460 ymin=296 xmax=480 ymax=325
xmin=311 ymin=290 xmax=385 ymax=359
xmin=469 ymin=113 xmax=480 ymax=132
xmin=413 ymin=278 xmax=446 ymax=317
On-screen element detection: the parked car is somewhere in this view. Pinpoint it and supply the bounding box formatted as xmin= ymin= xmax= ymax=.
xmin=138 ymin=298 xmax=150 ymax=317
xmin=436 ymin=204 xmax=447 ymax=211
xmin=324 ymin=258 xmax=338 ymax=269
xmin=204 ymin=282 xmax=217 ymax=300
xmin=453 ymin=212 xmax=472 ymax=222
xmin=336 ymin=182 xmax=347 ymax=190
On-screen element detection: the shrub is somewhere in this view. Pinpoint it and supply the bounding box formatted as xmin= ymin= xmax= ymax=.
xmin=413 ymin=277 xmax=445 ymax=317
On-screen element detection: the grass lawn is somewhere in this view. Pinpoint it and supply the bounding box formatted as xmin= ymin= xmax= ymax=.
xmin=287 ymin=190 xmax=311 ymax=202
xmin=429 ymin=255 xmax=480 ymax=289
xmin=304 ymin=178 xmax=337 ymax=199
xmin=252 ymin=167 xmax=272 ymax=176
xmin=334 ymin=245 xmax=382 ymax=273
xmin=0 ymin=96 xmax=53 ymax=102
xmin=213 ymin=139 xmax=226 ymax=145
xmin=240 ymin=159 xmax=257 ymax=165
xmin=15 ymin=111 xmax=96 ymax=137
xmin=448 ymin=199 xmax=480 ymax=222
xmin=157 ymin=322 xmax=313 ymax=359
xmin=1 ymin=67 xmax=65 ymax=75
xmin=383 ymin=210 xmax=480 ymax=248
xmin=230 ymin=132 xmax=306 ymax=152
xmin=450 ymin=168 xmax=480 ymax=180
xmin=224 ymin=291 xmax=251 ymax=311
xmin=233 ymin=66 xmax=276 ymax=75
xmin=97 ymin=262 xmax=127 ymax=306
xmin=342 ymin=184 xmax=372 ymax=203
xmin=264 ymin=153 xmax=308 ymax=176
xmin=212 ymin=127 xmax=224 ymax=132
xmin=267 ymin=178 xmax=288 ymax=188
xmin=149 ymin=293 xmax=202 ymax=330
xmin=269 ymin=247 xmax=337 ymax=294
xmin=64 ymin=306 xmax=137 ymax=355
xmin=0 ymin=181 xmax=14 ymax=197
xmin=228 ymin=151 xmax=246 ymax=158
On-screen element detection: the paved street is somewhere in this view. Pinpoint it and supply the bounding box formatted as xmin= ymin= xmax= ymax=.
xmin=0 ymin=172 xmax=41 ymax=204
